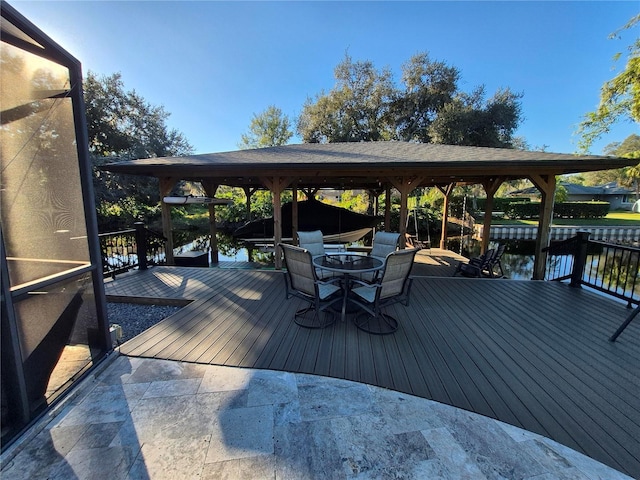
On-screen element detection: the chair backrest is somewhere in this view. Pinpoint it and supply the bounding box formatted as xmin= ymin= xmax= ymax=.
xmin=297 ymin=230 xmax=325 ymax=257
xmin=492 ymin=244 xmax=506 ymax=262
xmin=378 ymin=248 xmax=418 ymax=300
xmin=485 ymin=244 xmax=506 ymax=276
xmin=478 ymin=249 xmax=496 ymax=268
xmin=370 ymin=231 xmax=401 ymax=259
xmin=280 ymin=243 xmax=316 ymax=296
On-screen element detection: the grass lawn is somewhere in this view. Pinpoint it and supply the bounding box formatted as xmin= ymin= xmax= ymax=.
xmin=492 ymin=211 xmax=640 ymax=226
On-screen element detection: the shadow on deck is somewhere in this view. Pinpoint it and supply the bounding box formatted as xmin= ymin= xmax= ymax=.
xmin=104 ymin=253 xmax=640 ymax=478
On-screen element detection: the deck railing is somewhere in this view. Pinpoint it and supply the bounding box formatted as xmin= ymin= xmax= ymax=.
xmin=545 ymin=231 xmax=640 ymax=307
xmin=99 ymin=222 xmax=166 ymax=278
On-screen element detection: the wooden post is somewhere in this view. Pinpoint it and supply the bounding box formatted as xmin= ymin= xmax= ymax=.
xmin=437 ymin=184 xmax=455 ymax=249
xmin=292 ymin=186 xmax=299 ymax=245
xmin=202 ymin=180 xmax=219 ymax=265
xmin=260 ymin=176 xmax=290 ymax=269
xmin=388 ymin=176 xmax=424 ymax=248
xmin=530 ymin=174 xmax=556 ymax=280
xmin=159 ymin=177 xmax=178 ymax=265
xmin=481 ymin=177 xmax=504 ymax=254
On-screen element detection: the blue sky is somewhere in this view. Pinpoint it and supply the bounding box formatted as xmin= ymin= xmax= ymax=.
xmin=11 ymin=1 xmax=640 ymax=155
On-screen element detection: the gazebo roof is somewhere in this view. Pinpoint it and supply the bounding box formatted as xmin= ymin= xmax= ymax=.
xmin=102 ymin=141 xmax=634 ymax=190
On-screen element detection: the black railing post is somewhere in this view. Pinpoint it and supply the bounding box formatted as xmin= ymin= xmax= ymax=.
xmin=570 ymin=231 xmax=590 ymax=288
xmin=134 ymin=222 xmax=148 ymax=271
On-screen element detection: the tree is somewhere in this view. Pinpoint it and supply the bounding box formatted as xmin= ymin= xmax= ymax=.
xmin=85 ymin=72 xmax=194 ymax=228
xmin=297 ymin=54 xmax=395 ymax=143
xmin=427 ymin=86 xmax=523 ymax=148
xmin=297 ymin=52 xmax=523 ymax=148
xmin=238 ymin=105 xmax=293 ymax=149
xmin=85 ymin=72 xmax=192 ymax=158
xmin=390 ymin=52 xmax=460 ymax=142
xmin=579 ymin=134 xmax=640 ymax=192
xmin=577 ymin=14 xmax=640 ymax=153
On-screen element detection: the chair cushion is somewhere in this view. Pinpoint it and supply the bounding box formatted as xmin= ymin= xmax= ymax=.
xmin=318 ymin=282 xmax=341 ymax=300
xmin=351 ymin=285 xmax=377 ymax=304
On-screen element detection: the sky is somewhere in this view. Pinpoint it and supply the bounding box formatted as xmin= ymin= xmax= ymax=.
xmin=10 ymin=0 xmax=640 ymax=156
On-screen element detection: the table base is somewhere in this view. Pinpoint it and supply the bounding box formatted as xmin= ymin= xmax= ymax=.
xmin=294 ymin=305 xmax=337 ymax=329
xmin=354 ymin=311 xmax=398 ymax=335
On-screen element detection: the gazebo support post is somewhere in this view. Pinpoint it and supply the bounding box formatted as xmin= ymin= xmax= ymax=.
xmin=159 ymin=177 xmax=178 ymax=265
xmin=438 ymin=183 xmax=455 ymax=249
xmin=261 ymin=176 xmax=290 ymax=269
xmin=292 ymin=186 xmax=298 ymax=245
xmin=530 ymin=174 xmax=556 ymax=280
xmin=389 ymin=176 xmax=424 ymax=248
xmin=202 ymin=180 xmax=219 ymax=264
xmin=481 ymin=177 xmax=504 ymax=254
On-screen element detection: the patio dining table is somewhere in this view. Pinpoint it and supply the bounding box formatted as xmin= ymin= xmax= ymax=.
xmin=313 ymin=253 xmax=384 ymax=323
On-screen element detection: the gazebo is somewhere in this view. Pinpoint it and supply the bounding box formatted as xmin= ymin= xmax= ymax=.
xmin=103 ymin=141 xmax=635 ymax=277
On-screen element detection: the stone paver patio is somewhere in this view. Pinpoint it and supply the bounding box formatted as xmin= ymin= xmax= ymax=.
xmin=1 ymin=354 xmax=632 ymax=479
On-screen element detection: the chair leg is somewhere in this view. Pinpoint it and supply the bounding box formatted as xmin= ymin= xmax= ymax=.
xmin=609 ymin=305 xmax=640 ymax=342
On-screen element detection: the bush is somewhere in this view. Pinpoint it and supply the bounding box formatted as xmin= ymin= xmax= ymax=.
xmin=554 ymin=202 xmax=609 ymax=219
xmin=476 ymin=197 xmax=530 ymax=212
xmin=504 ymin=201 xmax=610 ymax=220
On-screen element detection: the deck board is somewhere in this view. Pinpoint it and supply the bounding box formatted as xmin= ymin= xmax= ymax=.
xmin=107 ymin=264 xmax=640 ymax=478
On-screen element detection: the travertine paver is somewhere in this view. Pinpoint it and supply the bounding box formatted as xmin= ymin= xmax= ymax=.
xmin=1 ymin=354 xmax=632 ymax=480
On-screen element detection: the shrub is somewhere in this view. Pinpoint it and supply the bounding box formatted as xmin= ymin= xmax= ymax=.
xmin=504 ymin=201 xmax=610 ymax=220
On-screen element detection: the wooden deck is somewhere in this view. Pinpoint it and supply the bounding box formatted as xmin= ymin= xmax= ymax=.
xmin=105 ymin=253 xmax=640 ymax=478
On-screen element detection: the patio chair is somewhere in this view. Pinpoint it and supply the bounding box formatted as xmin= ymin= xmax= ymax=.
xmin=297 ymin=230 xmax=325 ymax=257
xmin=280 ymin=243 xmax=342 ymax=328
xmin=359 ymin=231 xmax=402 ymax=282
xmin=370 ymin=231 xmax=401 ymax=261
xmin=297 ymin=230 xmax=330 ymax=279
xmin=609 ymin=304 xmax=640 ymax=342
xmin=453 ymin=244 xmax=506 ymax=278
xmin=349 ymin=248 xmax=419 ymax=335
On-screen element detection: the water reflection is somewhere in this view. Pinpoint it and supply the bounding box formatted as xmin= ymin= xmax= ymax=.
xmin=174 ymin=232 xmax=274 ymax=265
xmin=176 ymin=233 xmax=637 ymax=301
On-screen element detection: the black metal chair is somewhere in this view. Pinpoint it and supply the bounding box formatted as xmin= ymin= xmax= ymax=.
xmin=349 ymin=248 xmax=419 ymax=334
xmin=280 ymin=243 xmax=342 ymax=328
xmin=453 ymin=244 xmax=506 ymax=278
xmin=609 ymin=304 xmax=640 ymax=342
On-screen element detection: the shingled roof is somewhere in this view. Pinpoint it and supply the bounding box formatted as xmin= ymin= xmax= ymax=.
xmin=102 ymin=141 xmax=634 ymax=190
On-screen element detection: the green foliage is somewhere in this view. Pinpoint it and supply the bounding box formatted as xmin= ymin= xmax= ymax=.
xmin=577 ymin=15 xmax=640 ymax=153
xmin=554 ymin=184 xmax=569 ymax=203
xmin=85 ymin=72 xmax=192 ymax=158
xmin=298 ymin=54 xmax=395 ymax=143
xmin=297 ymin=51 xmax=523 ymax=148
xmin=427 ymin=86 xmax=523 ymax=148
xmin=391 ymin=52 xmax=460 ymax=142
xmin=580 ymin=134 xmax=640 ymax=191
xmin=504 ymin=202 xmax=610 ymax=220
xmin=475 ymin=197 xmax=531 ymax=212
xmin=238 ymin=105 xmax=293 ymax=149
xmin=333 ymin=190 xmax=370 ymax=213
xmin=97 ymin=197 xmax=161 ymax=231
xmin=85 ymin=72 xmax=194 ymax=230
